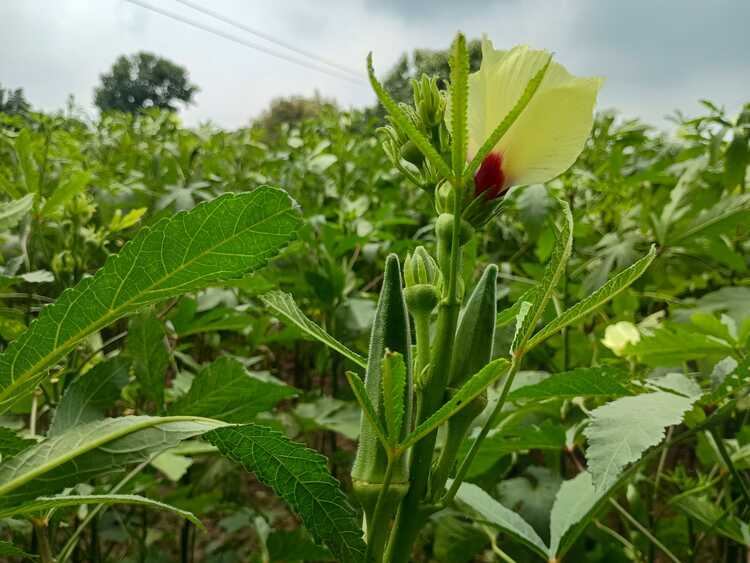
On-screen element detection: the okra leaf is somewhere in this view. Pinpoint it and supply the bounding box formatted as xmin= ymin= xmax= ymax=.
xmin=507 ymin=366 xmax=631 ymax=402
xmin=261 ymin=290 xmax=366 ymax=369
xmin=584 ymin=391 xmax=699 ymax=491
xmin=0 ymin=187 xmax=301 ymax=414
xmin=0 ymin=493 xmax=202 ymax=525
xmin=466 ymin=56 xmax=552 ymax=177
xmin=449 ymin=480 xmax=548 ymax=559
xmin=495 ymin=288 xmax=535 ymax=328
xmin=0 ymin=416 xmax=223 ymax=510
xmin=206 ymin=424 xmax=367 ymax=563
xmin=0 ymin=540 xmax=36 ymax=560
xmin=0 ymin=193 xmax=34 ymax=230
xmin=548 ymin=471 xmax=600 ymax=557
xmin=0 ymin=427 xmax=37 ymax=459
xmin=449 ymin=32 xmax=470 ymax=176
xmin=367 ymin=53 xmax=453 ymax=180
xmin=170 ymin=356 xmax=296 ymax=422
xmin=126 ymin=311 xmax=169 ymax=411
xmin=381 ymin=351 xmax=407 ymax=443
xmin=345 ymin=371 xmax=389 ymax=450
xmin=48 ymin=356 xmax=131 ymax=437
xmin=527 ymin=246 xmax=656 ymax=350
xmin=400 ymin=358 xmax=510 ymax=451
xmin=512 ymin=199 xmax=573 ymax=356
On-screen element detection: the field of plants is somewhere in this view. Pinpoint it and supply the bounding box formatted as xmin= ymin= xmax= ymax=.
xmin=0 ymin=33 xmax=749 ymax=563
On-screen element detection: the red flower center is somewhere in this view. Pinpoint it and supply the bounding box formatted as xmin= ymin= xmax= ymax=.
xmin=474 ymin=152 xmax=507 ymax=200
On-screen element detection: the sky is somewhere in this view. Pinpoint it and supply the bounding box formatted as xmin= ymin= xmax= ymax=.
xmin=1 ymin=0 xmax=749 ymax=129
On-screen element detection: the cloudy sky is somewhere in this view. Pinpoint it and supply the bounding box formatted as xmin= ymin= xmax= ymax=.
xmin=1 ymin=0 xmax=748 ymax=129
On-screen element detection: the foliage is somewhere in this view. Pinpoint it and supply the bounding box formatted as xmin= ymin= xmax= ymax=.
xmin=0 ymin=36 xmax=748 ymax=563
xmin=94 ymin=52 xmax=198 ymax=113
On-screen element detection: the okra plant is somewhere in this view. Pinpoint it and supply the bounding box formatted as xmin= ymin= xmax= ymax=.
xmin=1 ymin=31 xmax=748 ymax=563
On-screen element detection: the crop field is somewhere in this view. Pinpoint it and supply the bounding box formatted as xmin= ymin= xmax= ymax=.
xmin=0 ymin=9 xmax=749 ymax=563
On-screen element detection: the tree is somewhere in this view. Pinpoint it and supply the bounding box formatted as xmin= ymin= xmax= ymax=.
xmin=94 ymin=52 xmax=198 ymax=113
xmin=255 ymin=93 xmax=337 ymax=133
xmin=0 ymin=85 xmax=31 ymax=116
xmin=381 ymin=39 xmax=482 ymax=106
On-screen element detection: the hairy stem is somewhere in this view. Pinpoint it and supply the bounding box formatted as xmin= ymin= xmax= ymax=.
xmin=386 ymin=210 xmax=463 ymax=563
xmin=366 ymin=459 xmax=396 ymax=562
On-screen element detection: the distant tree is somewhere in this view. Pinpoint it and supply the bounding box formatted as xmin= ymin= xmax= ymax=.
xmin=255 ymin=93 xmax=337 ymax=133
xmin=381 ymin=39 xmax=482 ymax=106
xmin=94 ymin=52 xmax=198 ymax=113
xmin=0 ymin=85 xmax=31 ymax=116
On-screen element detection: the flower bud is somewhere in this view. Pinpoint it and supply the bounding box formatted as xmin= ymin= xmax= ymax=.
xmin=404 ymin=247 xmax=441 ymax=316
xmin=412 ymin=74 xmax=445 ymax=129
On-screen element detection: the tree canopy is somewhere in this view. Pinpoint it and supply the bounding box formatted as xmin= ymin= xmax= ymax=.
xmin=94 ymin=52 xmax=198 ymax=114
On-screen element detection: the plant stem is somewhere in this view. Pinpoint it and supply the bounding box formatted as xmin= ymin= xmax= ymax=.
xmin=609 ymin=499 xmax=681 ymax=563
xmin=33 ymin=519 xmax=55 ymax=563
xmin=443 ymin=359 xmax=521 ymax=504
xmin=386 ymin=210 xmax=463 ymax=563
xmin=710 ymin=427 xmax=750 ymax=510
xmin=365 ymin=458 xmax=395 ymax=562
xmin=413 ymin=314 xmax=431 ymax=390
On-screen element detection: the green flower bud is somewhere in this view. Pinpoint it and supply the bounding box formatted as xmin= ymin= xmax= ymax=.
xmin=399 ymin=140 xmax=425 ymax=167
xmin=412 ymin=74 xmax=445 ymax=129
xmin=404 ymin=247 xmax=441 ymax=316
xmin=351 ymin=254 xmax=413 ymax=522
xmin=404 ymin=246 xmax=440 ymax=288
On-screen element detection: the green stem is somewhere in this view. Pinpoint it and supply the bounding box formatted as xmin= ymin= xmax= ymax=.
xmin=386 ymin=211 xmax=463 ymax=563
xmin=413 ymin=313 xmax=431 ymax=393
xmin=443 ymin=359 xmax=521 ymax=504
xmin=33 ymin=519 xmax=55 ymax=563
xmin=710 ymin=427 xmax=750 ymax=510
xmin=609 ymin=499 xmax=681 ymax=563
xmin=365 ymin=458 xmax=396 ymax=563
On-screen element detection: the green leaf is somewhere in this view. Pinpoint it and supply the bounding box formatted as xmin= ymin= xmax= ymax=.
xmin=463 ymin=420 xmax=566 ymax=479
xmin=381 ymin=351 xmax=407 ymax=443
xmin=48 ymin=356 xmax=130 ymax=437
xmin=127 ymin=312 xmax=169 ymax=410
xmin=670 ymin=493 xmax=749 ymax=546
xmin=668 ymin=194 xmax=750 ymax=244
xmin=466 ymin=56 xmax=552 ymax=177
xmin=261 ymin=290 xmax=366 ymax=369
xmin=169 ymin=356 xmax=296 ymax=422
xmin=0 ymin=427 xmax=36 ymax=459
xmin=400 ymin=358 xmax=510 ymax=451
xmin=0 ymin=193 xmax=34 ymax=230
xmin=0 ymin=540 xmax=36 ymax=559
xmin=584 ymin=392 xmax=699 ymax=491
xmin=528 ymin=245 xmax=656 ymax=350
xmin=367 ymin=53 xmax=453 ymax=180
xmin=0 ymin=493 xmax=202 ymax=525
xmin=206 ymin=424 xmax=366 ymax=563
xmin=513 ymin=200 xmax=573 ymax=355
xmin=495 ymin=288 xmax=535 ymax=328
xmin=508 ymin=366 xmax=631 ymax=402
xmin=0 ymin=187 xmax=301 ymax=413
xmin=41 ymin=170 xmax=91 ymax=216
xmin=345 ymin=371 xmax=388 ymax=450
xmin=548 ymin=471 xmax=600 ymax=557
xmin=449 ymin=480 xmax=548 ymax=559
xmin=629 ymin=324 xmax=735 ymax=367
xmin=449 ymin=32 xmax=469 ymax=176
xmin=0 ymin=415 xmax=223 ymax=510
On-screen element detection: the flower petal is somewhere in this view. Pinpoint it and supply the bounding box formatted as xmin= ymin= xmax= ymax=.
xmin=468 ymin=38 xmax=603 ymax=186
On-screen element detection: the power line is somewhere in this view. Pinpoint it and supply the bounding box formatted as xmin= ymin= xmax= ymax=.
xmin=173 ymin=0 xmax=362 ymax=80
xmin=123 ymin=0 xmax=366 ymax=86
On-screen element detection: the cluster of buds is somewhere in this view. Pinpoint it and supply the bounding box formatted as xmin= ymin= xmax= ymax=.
xmin=403 ymin=246 xmax=442 ymax=316
xmin=378 ymin=75 xmax=450 ymax=194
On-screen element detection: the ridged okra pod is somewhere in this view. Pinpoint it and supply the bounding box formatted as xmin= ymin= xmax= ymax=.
xmin=351 ymin=254 xmax=413 ymax=518
xmin=432 ymin=263 xmax=497 ymax=493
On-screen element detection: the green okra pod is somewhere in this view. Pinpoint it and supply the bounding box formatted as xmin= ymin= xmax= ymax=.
xmin=431 ymin=263 xmax=497 ymax=495
xmin=352 ymin=254 xmax=413 ymax=519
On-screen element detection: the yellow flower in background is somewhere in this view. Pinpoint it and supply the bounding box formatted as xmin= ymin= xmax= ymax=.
xmin=602 ymin=321 xmax=641 ymax=356
xmin=467 ymin=38 xmax=603 ymax=199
